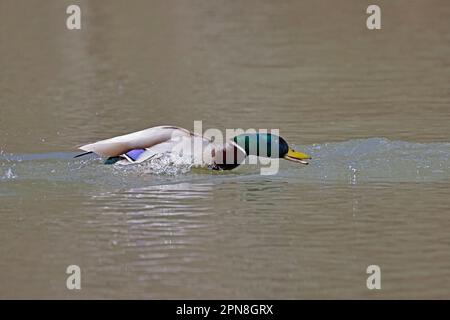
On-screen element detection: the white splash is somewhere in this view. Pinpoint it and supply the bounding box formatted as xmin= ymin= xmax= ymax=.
xmin=1 ymin=167 xmax=17 ymax=180
xmin=117 ymin=153 xmax=195 ymax=176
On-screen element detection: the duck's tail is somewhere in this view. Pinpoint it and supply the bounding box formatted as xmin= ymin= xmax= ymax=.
xmin=74 ymin=151 xmax=93 ymax=158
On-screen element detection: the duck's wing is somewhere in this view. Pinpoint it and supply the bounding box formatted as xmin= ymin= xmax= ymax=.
xmin=78 ymin=126 xmax=194 ymax=157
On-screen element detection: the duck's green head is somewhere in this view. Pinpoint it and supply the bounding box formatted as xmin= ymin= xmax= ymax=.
xmin=233 ymin=133 xmax=311 ymax=165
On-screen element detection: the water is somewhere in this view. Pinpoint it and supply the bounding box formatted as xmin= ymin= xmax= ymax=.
xmin=1 ymin=0 xmax=450 ymax=298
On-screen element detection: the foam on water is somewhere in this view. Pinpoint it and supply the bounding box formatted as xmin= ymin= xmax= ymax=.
xmin=1 ymin=138 xmax=449 ymax=186
xmin=295 ymin=138 xmax=450 ymax=183
xmin=138 ymin=153 xmax=196 ymax=175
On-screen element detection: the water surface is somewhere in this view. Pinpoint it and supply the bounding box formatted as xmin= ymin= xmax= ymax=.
xmin=0 ymin=0 xmax=449 ymax=299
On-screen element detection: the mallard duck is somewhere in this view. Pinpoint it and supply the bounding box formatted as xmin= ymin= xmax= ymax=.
xmin=75 ymin=125 xmax=311 ymax=170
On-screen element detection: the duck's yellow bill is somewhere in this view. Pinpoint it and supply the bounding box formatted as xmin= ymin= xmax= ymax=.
xmin=283 ymin=148 xmax=311 ymax=165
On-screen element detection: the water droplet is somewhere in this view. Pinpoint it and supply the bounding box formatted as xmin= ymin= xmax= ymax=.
xmin=2 ymin=168 xmax=17 ymax=180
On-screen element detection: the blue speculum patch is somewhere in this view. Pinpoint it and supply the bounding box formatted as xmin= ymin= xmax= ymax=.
xmin=125 ymin=149 xmax=145 ymax=161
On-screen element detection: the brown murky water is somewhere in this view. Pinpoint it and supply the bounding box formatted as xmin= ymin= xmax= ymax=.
xmin=0 ymin=0 xmax=449 ymax=299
